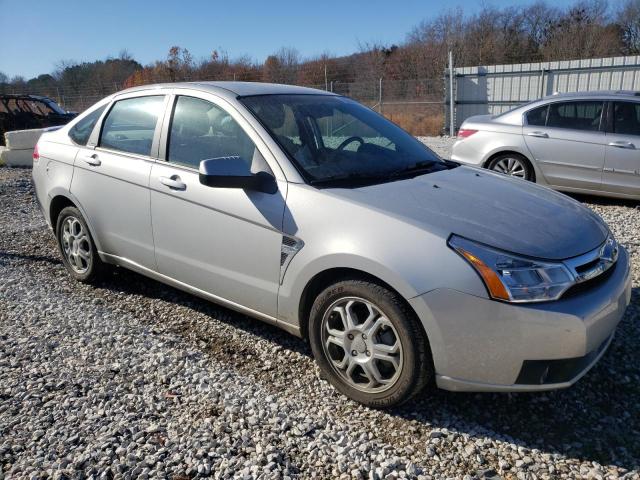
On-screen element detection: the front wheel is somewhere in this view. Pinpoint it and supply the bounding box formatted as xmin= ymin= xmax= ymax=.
xmin=487 ymin=153 xmax=533 ymax=181
xmin=309 ymin=279 xmax=433 ymax=408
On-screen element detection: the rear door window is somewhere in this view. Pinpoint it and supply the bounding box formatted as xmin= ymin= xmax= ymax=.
xmin=69 ymin=105 xmax=106 ymax=145
xmin=612 ymin=101 xmax=640 ymax=136
xmin=525 ymin=105 xmax=548 ymax=126
xmin=546 ymin=101 xmax=604 ymax=131
xmin=100 ymin=96 xmax=165 ymax=156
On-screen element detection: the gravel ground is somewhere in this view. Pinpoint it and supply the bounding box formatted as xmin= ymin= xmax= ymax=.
xmin=1 ymin=139 xmax=639 ymax=479
xmin=417 ymin=137 xmax=455 ymax=159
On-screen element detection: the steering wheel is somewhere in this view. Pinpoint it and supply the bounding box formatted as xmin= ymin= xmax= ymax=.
xmin=336 ymin=136 xmax=364 ymax=151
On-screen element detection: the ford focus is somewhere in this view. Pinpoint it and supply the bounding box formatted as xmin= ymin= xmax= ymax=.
xmin=32 ymin=82 xmax=631 ymax=407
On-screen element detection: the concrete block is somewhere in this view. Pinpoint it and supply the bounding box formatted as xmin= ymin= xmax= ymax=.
xmin=0 ymin=148 xmax=33 ymax=167
xmin=5 ymin=128 xmax=47 ymax=150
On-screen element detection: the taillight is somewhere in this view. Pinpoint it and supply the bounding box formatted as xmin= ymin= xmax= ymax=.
xmin=33 ymin=144 xmax=40 ymax=162
xmin=457 ymin=129 xmax=478 ymax=139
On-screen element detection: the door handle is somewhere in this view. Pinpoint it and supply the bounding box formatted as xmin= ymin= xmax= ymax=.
xmin=159 ymin=176 xmax=187 ymax=190
xmin=82 ymin=154 xmax=101 ymax=166
xmin=527 ymin=131 xmax=548 ymax=138
xmin=607 ymin=141 xmax=635 ymax=149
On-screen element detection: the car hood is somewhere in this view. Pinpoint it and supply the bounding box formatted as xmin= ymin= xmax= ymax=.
xmin=327 ymin=166 xmax=608 ymax=260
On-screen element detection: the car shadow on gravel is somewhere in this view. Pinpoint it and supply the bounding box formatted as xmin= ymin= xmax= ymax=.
xmin=97 ymin=266 xmax=313 ymax=358
xmin=94 ymin=263 xmax=640 ymax=470
xmin=0 ymin=251 xmax=61 ymax=266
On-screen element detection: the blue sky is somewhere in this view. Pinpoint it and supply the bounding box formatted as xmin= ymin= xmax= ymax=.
xmin=1 ymin=0 xmax=578 ymax=79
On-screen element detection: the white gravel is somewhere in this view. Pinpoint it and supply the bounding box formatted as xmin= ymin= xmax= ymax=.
xmin=417 ymin=136 xmax=455 ymax=159
xmin=0 ymin=155 xmax=639 ymax=479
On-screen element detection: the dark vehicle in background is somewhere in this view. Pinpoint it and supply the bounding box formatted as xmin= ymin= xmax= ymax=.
xmin=0 ymin=94 xmax=77 ymax=145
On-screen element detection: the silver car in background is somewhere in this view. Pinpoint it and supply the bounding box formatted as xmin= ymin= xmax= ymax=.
xmin=452 ymin=91 xmax=640 ymax=200
xmin=32 ymin=82 xmax=631 ymax=407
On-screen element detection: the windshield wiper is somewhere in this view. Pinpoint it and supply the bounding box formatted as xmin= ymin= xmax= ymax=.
xmin=309 ymin=172 xmax=390 ymax=188
xmin=388 ymin=160 xmax=443 ymax=179
xmin=309 ymin=161 xmax=446 ymax=188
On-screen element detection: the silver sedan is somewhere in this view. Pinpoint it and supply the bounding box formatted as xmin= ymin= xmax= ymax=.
xmin=32 ymin=82 xmax=631 ymax=407
xmin=452 ymin=91 xmax=640 ymax=200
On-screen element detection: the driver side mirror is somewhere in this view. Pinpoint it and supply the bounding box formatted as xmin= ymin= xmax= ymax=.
xmin=199 ymin=156 xmax=278 ymax=194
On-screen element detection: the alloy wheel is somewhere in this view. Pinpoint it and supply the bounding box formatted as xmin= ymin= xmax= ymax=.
xmin=61 ymin=216 xmax=92 ymax=274
xmin=321 ymin=297 xmax=403 ymax=393
xmin=491 ymin=157 xmax=527 ymax=178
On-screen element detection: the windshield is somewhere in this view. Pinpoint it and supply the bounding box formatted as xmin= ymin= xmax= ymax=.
xmin=240 ymin=94 xmax=445 ymax=186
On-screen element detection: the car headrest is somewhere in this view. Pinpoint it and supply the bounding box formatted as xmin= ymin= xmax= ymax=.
xmin=615 ymin=104 xmax=635 ymax=121
xmin=177 ymin=110 xmax=210 ymax=137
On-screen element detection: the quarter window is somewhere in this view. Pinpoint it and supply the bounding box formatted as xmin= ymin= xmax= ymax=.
xmin=525 ymin=105 xmax=548 ymax=126
xmin=69 ymin=105 xmax=106 ymax=146
xmin=612 ymin=102 xmax=640 ymax=136
xmin=546 ymin=101 xmax=603 ymax=131
xmin=100 ymin=96 xmax=165 ymax=156
xmin=168 ymin=96 xmax=258 ymax=170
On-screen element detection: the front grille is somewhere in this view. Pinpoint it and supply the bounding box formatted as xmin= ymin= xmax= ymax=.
xmin=561 ymin=236 xmax=618 ymax=299
xmin=563 ymin=260 xmax=616 ymax=298
xmin=575 ymin=258 xmax=600 ymax=275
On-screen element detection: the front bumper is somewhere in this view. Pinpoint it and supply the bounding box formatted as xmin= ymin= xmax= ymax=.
xmin=409 ymin=246 xmax=632 ymax=392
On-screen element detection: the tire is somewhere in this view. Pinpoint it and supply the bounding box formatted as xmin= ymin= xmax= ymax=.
xmin=309 ymin=278 xmax=433 ymax=408
xmin=487 ymin=153 xmax=534 ymax=181
xmin=55 ymin=206 xmax=105 ymax=283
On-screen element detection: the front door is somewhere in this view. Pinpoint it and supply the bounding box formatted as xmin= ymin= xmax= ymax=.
xmin=71 ymin=94 xmax=166 ymax=269
xmin=523 ymin=100 xmax=606 ymax=191
xmin=603 ymin=101 xmax=640 ymax=196
xmin=149 ymin=94 xmax=286 ymax=318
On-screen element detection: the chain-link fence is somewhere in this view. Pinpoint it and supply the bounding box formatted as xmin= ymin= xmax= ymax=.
xmin=1 ymin=76 xmax=446 ymax=136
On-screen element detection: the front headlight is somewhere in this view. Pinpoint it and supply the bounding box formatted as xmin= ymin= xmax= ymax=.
xmin=448 ymin=235 xmax=575 ymax=303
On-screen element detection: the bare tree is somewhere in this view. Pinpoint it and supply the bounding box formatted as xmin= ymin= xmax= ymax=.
xmin=618 ymin=0 xmax=640 ymax=54
xmin=263 ymin=47 xmax=300 ymax=83
xmin=542 ymin=0 xmax=621 ymax=60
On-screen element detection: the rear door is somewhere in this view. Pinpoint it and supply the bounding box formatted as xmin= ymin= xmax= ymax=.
xmin=523 ymin=100 xmax=606 ymax=191
xmin=602 ymin=101 xmax=640 ymax=196
xmin=71 ymin=92 xmax=168 ymax=269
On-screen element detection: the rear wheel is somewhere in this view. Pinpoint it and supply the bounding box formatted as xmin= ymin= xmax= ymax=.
xmin=56 ymin=206 xmax=105 ymax=283
xmin=487 ymin=153 xmax=533 ymax=181
xmin=309 ymin=279 xmax=432 ymax=408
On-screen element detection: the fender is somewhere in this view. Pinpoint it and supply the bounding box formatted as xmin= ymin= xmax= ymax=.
xmin=278 ymin=252 xmax=422 ymax=328
xmin=277 ymin=252 xmax=448 ymax=368
xmin=47 ymin=187 xmax=105 ymax=255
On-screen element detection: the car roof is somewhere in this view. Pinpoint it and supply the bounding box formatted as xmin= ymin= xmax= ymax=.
xmin=484 ymin=90 xmax=640 ymax=125
xmin=117 ymin=81 xmax=336 ymax=98
xmin=542 ymin=90 xmax=640 ymax=100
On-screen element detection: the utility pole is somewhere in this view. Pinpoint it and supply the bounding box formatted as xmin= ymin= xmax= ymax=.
xmin=448 ymin=51 xmax=455 ymax=136
xmin=379 ymin=78 xmax=383 ymax=114
xmin=324 ymin=64 xmax=328 ymax=91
